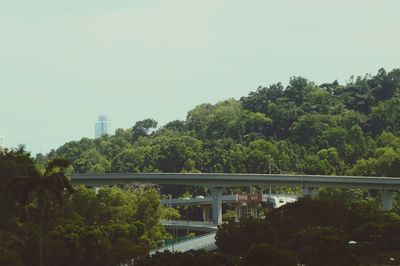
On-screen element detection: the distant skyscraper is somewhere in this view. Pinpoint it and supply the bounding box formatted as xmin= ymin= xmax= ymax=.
xmin=95 ymin=115 xmax=110 ymax=138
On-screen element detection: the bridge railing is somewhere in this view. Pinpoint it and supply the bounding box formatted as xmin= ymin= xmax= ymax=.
xmin=150 ymin=233 xmax=217 ymax=255
xmin=160 ymin=219 xmax=216 ymax=227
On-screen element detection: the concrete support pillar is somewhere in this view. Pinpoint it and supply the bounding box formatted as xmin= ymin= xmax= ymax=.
xmin=381 ymin=189 xmax=394 ymax=211
xmin=250 ymin=205 xmax=257 ymax=218
xmin=236 ymin=204 xmax=242 ymax=220
xmin=211 ymin=187 xmax=223 ymax=225
xmin=302 ymin=186 xmax=315 ymax=197
xmin=202 ymin=206 xmax=210 ymax=222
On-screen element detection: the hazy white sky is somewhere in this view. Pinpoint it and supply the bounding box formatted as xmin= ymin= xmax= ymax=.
xmin=1 ymin=0 xmax=399 ymax=154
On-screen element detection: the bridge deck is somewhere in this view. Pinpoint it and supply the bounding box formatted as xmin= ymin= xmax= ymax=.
xmin=71 ymin=173 xmax=400 ymax=190
xmin=150 ymin=232 xmax=217 ymax=255
xmin=161 ymin=220 xmax=218 ymax=232
xmin=161 ymin=195 xmax=237 ymax=206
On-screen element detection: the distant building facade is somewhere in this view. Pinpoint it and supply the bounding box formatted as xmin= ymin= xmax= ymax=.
xmin=95 ymin=115 xmax=110 ymax=138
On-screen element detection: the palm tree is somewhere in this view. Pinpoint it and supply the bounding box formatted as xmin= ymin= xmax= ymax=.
xmin=7 ymin=158 xmax=74 ymax=266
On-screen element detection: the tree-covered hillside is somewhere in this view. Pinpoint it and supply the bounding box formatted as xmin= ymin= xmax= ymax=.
xmin=41 ymin=68 xmax=400 ymax=177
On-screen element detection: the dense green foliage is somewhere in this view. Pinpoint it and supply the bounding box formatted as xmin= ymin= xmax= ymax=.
xmin=215 ymin=193 xmax=400 ymax=265
xmin=139 ymin=191 xmax=400 ymax=265
xmin=136 ymin=250 xmax=234 ymax=266
xmin=7 ymin=157 xmax=74 ymax=266
xmin=2 ymin=68 xmax=400 ymax=265
xmin=40 ymin=68 xmax=400 ymax=177
xmin=0 ymin=149 xmax=169 ymax=266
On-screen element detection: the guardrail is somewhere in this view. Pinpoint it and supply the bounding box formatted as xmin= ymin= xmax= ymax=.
xmin=150 ymin=232 xmax=217 ymax=255
xmin=160 ymin=220 xmax=218 ymax=232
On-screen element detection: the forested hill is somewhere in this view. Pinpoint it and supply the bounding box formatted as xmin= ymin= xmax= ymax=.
xmin=40 ymin=68 xmax=400 ymax=176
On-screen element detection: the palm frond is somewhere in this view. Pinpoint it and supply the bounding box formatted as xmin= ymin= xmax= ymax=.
xmin=6 ymin=159 xmax=74 ymax=209
xmin=45 ymin=158 xmax=70 ymax=176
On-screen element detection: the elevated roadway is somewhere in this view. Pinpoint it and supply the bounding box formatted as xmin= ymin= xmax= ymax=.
xmin=71 ymin=173 xmax=400 ymax=189
xmin=160 ymin=194 xmax=298 ymax=207
xmin=150 ymin=232 xmax=217 ymax=255
xmin=161 ymin=194 xmax=298 ymax=221
xmin=160 ymin=195 xmax=237 ymax=206
xmin=161 ymin=220 xmax=218 ymax=232
xmin=72 ymin=173 xmax=400 ymax=223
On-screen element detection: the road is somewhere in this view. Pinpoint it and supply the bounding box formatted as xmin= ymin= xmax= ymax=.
xmin=71 ymin=172 xmax=400 ymax=190
xmin=150 ymin=232 xmax=217 ymax=255
xmin=161 ymin=220 xmax=218 ymax=232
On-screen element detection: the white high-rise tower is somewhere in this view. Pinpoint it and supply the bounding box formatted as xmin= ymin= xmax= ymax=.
xmin=95 ymin=115 xmax=110 ymax=138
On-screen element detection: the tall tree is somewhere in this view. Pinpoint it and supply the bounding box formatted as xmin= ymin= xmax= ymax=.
xmin=0 ymin=147 xmax=34 ymax=223
xmin=7 ymin=158 xmax=74 ymax=266
xmin=132 ymin=118 xmax=158 ymax=143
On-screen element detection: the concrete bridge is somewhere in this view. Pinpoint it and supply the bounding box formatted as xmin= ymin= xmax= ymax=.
xmin=152 ymin=220 xmax=217 ymax=254
xmin=71 ymin=173 xmax=400 ymax=224
xmin=161 ymin=220 xmax=218 ymax=232
xmin=150 ymin=232 xmax=217 ymax=254
xmin=161 ymin=195 xmax=238 ymax=207
xmin=161 ymin=194 xmax=298 ymax=221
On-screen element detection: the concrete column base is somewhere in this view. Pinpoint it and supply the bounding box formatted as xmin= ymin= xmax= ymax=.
xmin=381 ymin=189 xmax=394 ymax=211
xmin=202 ymin=206 xmax=210 ymax=222
xmin=302 ymin=186 xmax=315 ymax=197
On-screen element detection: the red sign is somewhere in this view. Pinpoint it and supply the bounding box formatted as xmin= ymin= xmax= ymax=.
xmin=238 ymin=194 xmax=261 ymax=203
xmin=238 ymin=194 xmax=248 ymax=201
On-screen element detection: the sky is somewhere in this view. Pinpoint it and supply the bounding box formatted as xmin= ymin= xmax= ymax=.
xmin=0 ymin=0 xmax=399 ymax=155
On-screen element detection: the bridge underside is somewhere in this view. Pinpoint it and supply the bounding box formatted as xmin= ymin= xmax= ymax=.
xmin=72 ymin=173 xmax=400 ymax=224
